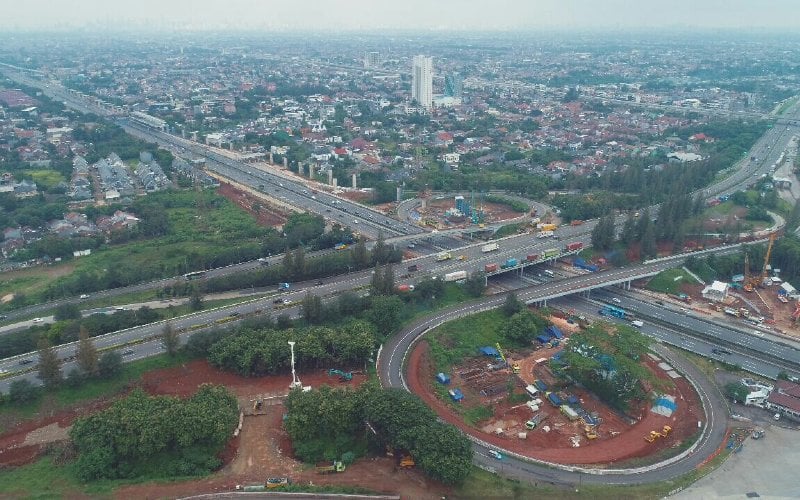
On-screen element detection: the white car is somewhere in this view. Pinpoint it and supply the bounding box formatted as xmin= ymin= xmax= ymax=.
xmin=488 ymin=450 xmax=503 ymax=460
xmin=79 ymin=294 xmax=90 ymax=299
xmin=32 ymin=317 xmax=43 ymax=323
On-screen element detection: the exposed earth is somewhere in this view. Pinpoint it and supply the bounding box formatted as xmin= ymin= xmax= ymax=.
xmin=407 ymin=316 xmax=703 ymax=466
xmin=0 ymin=360 xmax=451 ymax=499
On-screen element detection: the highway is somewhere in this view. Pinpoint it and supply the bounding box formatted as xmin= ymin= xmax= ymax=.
xmin=1 ymin=65 xmax=799 ymax=486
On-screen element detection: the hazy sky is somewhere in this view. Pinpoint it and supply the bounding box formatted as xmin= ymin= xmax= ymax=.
xmin=1 ymin=0 xmax=799 ymax=31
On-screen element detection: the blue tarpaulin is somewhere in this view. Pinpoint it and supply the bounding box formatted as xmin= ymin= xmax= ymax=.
xmin=449 ymin=388 xmax=464 ymax=402
xmin=478 ymin=346 xmax=500 ymax=357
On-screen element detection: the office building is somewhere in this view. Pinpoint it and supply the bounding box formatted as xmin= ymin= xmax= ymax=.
xmin=412 ymin=55 xmax=433 ymax=110
xmin=364 ymin=51 xmax=381 ymax=69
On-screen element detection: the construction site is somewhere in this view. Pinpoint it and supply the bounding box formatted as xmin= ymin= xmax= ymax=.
xmin=410 ymin=316 xmax=703 ymax=466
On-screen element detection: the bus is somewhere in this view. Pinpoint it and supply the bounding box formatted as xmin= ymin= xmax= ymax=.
xmin=183 ymin=271 xmax=207 ymax=281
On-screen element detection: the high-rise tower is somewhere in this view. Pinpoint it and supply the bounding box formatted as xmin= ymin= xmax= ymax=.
xmin=412 ymin=55 xmax=433 ymax=110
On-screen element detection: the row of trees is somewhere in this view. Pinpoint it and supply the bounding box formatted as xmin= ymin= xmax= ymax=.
xmin=70 ymin=385 xmax=238 ymax=480
xmin=284 ymin=383 xmax=473 ymax=485
xmin=207 ymin=321 xmax=375 ymax=377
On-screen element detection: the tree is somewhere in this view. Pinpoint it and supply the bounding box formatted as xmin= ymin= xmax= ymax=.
xmin=368 ymin=296 xmax=403 ymax=340
xmin=54 ymin=302 xmax=82 ymax=321
xmin=463 ymin=271 xmax=486 ymax=297
xmin=725 ymin=382 xmax=749 ymax=403
xmin=502 ymin=310 xmax=547 ymax=345
xmin=65 ymin=367 xmax=86 ymax=388
xmin=9 ymin=379 xmax=39 ymax=403
xmin=372 ymin=231 xmax=391 ymax=265
xmin=189 ymin=286 xmax=204 ymax=311
xmin=592 ymin=214 xmax=615 ymax=251
xmin=37 ymin=336 xmax=63 ymax=388
xmin=301 ymin=292 xmax=325 ymax=324
xmin=76 ymin=327 xmax=99 ymax=377
xmin=620 ymin=212 xmax=637 ymax=246
xmin=350 ymin=240 xmax=369 ymax=268
xmin=161 ymin=322 xmax=180 ymax=356
xmin=370 ymin=265 xmax=395 ymax=296
xmin=98 ymin=351 xmax=123 ymax=378
xmin=501 ymin=292 xmax=523 ymax=316
xmin=641 ymin=222 xmax=657 ymax=260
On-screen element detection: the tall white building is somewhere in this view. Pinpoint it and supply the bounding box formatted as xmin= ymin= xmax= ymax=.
xmin=412 ymin=55 xmax=433 ymax=111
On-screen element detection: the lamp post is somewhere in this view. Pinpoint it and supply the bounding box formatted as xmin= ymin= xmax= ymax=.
xmin=288 ymin=341 xmax=302 ymax=390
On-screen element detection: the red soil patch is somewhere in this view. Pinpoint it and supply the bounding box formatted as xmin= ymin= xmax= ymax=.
xmin=408 ymin=341 xmax=702 ymax=466
xmin=2 ymin=360 xmax=449 ymax=499
xmin=217 ymin=181 xmax=288 ymax=227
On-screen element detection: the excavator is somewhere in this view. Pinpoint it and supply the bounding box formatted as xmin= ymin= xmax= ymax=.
xmin=328 ymin=369 xmax=353 ymax=382
xmin=495 ymin=342 xmax=520 ymax=373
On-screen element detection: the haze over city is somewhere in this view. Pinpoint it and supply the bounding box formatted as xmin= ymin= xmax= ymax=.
xmin=2 ymin=0 xmax=800 ymax=31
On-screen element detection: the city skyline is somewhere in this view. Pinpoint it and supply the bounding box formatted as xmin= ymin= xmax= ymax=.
xmin=1 ymin=0 xmax=800 ymax=31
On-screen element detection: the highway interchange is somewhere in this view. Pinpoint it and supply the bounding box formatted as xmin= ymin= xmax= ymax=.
xmin=2 ymin=67 xmax=800 ymax=485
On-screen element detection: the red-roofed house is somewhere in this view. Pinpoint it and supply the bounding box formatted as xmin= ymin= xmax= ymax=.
xmin=766 ymin=380 xmax=800 ymax=421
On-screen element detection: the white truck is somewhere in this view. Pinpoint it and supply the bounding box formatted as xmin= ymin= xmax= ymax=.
xmin=537 ymin=231 xmax=553 ymax=239
xmin=444 ymin=270 xmax=468 ymax=282
xmin=481 ymin=242 xmax=499 ymax=253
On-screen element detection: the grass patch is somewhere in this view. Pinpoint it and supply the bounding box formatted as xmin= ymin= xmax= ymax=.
xmin=22 ymin=169 xmax=66 ymax=189
xmin=427 ymin=309 xmax=507 ymax=372
xmin=463 ymin=405 xmax=494 ymax=426
xmin=646 ymin=268 xmax=695 ymax=294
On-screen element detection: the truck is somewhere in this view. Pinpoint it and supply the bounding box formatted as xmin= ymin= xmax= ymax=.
xmin=525 ymin=385 xmax=539 ymax=398
xmin=316 ymin=461 xmax=346 ymax=474
xmin=537 ymin=223 xmax=558 ymax=232
xmin=444 ymin=270 xmax=468 ymax=282
xmin=436 ymin=251 xmax=452 ymax=262
xmin=561 ymin=405 xmax=580 ymax=421
xmin=631 ymin=320 xmax=644 ymax=328
xmin=501 ymin=258 xmax=518 ymax=269
xmin=482 ymin=242 xmax=499 ymax=253
xmin=396 ymin=284 xmax=415 ymax=292
xmin=485 ymin=263 xmax=499 ymax=273
xmin=570 ymin=220 xmax=584 ymax=226
xmin=257 ymin=257 xmax=269 ymax=266
xmin=565 ymin=242 xmax=583 ymax=252
xmin=537 ymin=230 xmax=554 ymax=239
xmin=542 ymin=248 xmax=560 ymax=259
xmin=526 ymin=254 xmax=539 ymax=262
xmin=525 ymin=413 xmax=548 ymax=430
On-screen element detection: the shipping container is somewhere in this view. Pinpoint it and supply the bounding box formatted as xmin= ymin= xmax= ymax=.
xmin=444 ymin=270 xmax=468 ymax=282
xmin=542 ymin=248 xmax=560 ymax=258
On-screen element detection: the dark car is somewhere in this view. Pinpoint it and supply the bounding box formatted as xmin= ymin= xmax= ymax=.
xmin=273 ymin=298 xmax=284 ymax=304
xmin=316 ymin=281 xmax=324 ymax=286
xmin=19 ymin=359 xmax=33 ymax=365
xmin=711 ymin=348 xmax=732 ymax=355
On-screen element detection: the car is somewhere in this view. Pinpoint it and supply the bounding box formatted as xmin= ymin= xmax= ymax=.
xmin=711 ymin=348 xmax=732 ymax=355
xmin=316 ymin=280 xmax=324 ymax=286
xmin=407 ymin=244 xmax=416 ymax=249
xmin=353 ymin=220 xmax=359 ymax=224
xmin=79 ymin=294 xmax=90 ymax=299
xmin=0 ymin=315 xmax=7 ymax=320
xmin=229 ymin=311 xmax=241 ymax=317
xmin=325 ymin=208 xmax=331 ymax=212
xmin=488 ymin=450 xmax=503 ymax=460
xmin=32 ymin=317 xmax=43 ymax=323
xmin=122 ymin=349 xmax=135 ymax=356
xmin=611 ymin=298 xmax=622 ymax=304
xmin=282 ymin=300 xmax=292 ymax=306
xmin=19 ymin=359 xmax=33 ymax=365
xmin=273 ymin=298 xmax=285 ymax=304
